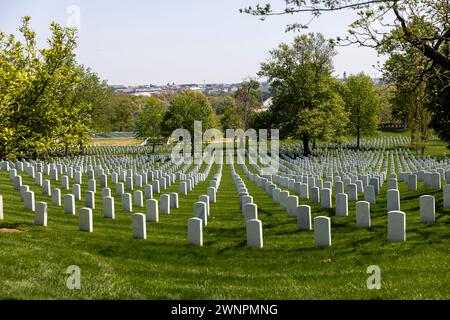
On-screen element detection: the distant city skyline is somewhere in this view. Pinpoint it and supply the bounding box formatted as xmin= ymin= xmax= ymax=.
xmin=0 ymin=0 xmax=385 ymax=86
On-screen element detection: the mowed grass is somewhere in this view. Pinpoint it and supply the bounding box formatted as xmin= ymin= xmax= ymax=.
xmin=0 ymin=154 xmax=449 ymax=299
xmin=89 ymin=138 xmax=144 ymax=146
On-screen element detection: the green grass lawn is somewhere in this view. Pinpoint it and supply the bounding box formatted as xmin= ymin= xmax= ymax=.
xmin=0 ymin=150 xmax=449 ymax=299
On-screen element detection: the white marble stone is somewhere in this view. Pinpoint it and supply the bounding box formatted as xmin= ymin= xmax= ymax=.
xmin=85 ymin=191 xmax=95 ymax=209
xmin=116 ymin=183 xmax=124 ymax=196
xmin=388 ymin=210 xmax=406 ymax=242
xmin=286 ymin=195 xmax=298 ymax=217
xmin=144 ymin=185 xmax=153 ymax=199
xmin=314 ymin=216 xmax=331 ymax=247
xmin=160 ymin=194 xmax=170 ymax=214
xmin=419 ymin=195 xmax=435 ymax=223
xmin=134 ymin=190 xmax=144 ymax=207
xmin=132 ymin=213 xmax=146 ymax=239
xmin=387 ymin=189 xmax=400 ymax=212
xmin=407 ymin=174 xmax=417 ymax=191
xmin=444 ymin=184 xmax=450 ymax=208
xmin=246 ymin=219 xmax=263 ymax=248
xmin=122 ymin=193 xmax=133 ymax=212
xmin=188 ymin=217 xmax=203 ymax=246
xmin=79 ymin=207 xmax=93 ymax=232
xmin=103 ymin=196 xmax=115 ymax=219
xmin=64 ymin=194 xmax=75 ymax=215
xmin=311 ymin=187 xmax=320 ymax=204
xmin=335 ymin=193 xmax=348 ymax=217
xmin=243 ymin=203 xmax=258 ymax=221
xmin=321 ymin=188 xmax=332 ymax=208
xmin=23 ymin=191 xmax=35 ymax=211
xmin=35 ymin=202 xmax=47 ymax=226
xmin=170 ymin=192 xmax=179 ymax=209
xmin=364 ymin=185 xmax=376 ymax=205
xmin=88 ymin=179 xmax=96 ymax=193
xmin=297 ymin=205 xmax=311 ymax=230
xmin=355 ymin=201 xmax=371 ymax=228
xmin=72 ymin=184 xmax=81 ymax=201
xmin=208 ymin=187 xmax=216 ymax=203
xmin=146 ymin=199 xmax=158 ymax=222
xmin=194 ymin=201 xmax=207 ymax=227
xmin=199 ymin=195 xmax=210 ymax=216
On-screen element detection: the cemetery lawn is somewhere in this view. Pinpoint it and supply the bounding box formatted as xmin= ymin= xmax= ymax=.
xmin=1 ymin=160 xmax=449 ymax=300
xmin=89 ymin=138 xmax=144 ymax=146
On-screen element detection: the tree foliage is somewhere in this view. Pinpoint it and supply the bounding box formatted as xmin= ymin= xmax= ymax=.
xmin=259 ymin=33 xmax=348 ymax=155
xmin=0 ymin=17 xmax=96 ymax=159
xmin=339 ymin=73 xmax=380 ymax=148
xmin=134 ymin=96 xmax=165 ymax=152
xmin=162 ymin=90 xmax=214 ymax=137
xmin=234 ymin=80 xmax=261 ymax=129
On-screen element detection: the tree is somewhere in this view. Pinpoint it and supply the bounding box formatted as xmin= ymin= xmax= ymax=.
xmin=241 ymin=1 xmax=450 ymax=71
xmin=0 ymin=16 xmax=93 ymax=159
xmin=208 ymin=95 xmax=235 ymax=115
xmin=162 ymin=90 xmax=215 ymax=138
xmin=220 ymin=105 xmax=244 ymax=130
xmin=383 ymin=42 xmax=433 ymax=154
xmin=259 ymin=33 xmax=348 ymax=156
xmin=340 ymin=73 xmax=380 ymax=149
xmin=376 ymin=84 xmax=394 ymax=125
xmin=234 ymin=80 xmax=261 ymax=129
xmin=110 ymin=95 xmax=135 ymax=132
xmin=134 ymin=96 xmax=165 ymax=153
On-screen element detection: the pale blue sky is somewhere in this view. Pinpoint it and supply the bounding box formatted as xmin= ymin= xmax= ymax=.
xmin=0 ymin=0 xmax=384 ymax=85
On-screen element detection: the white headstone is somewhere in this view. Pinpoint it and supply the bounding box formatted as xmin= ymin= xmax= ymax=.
xmin=335 ymin=193 xmax=348 ymax=217
xmin=88 ymin=179 xmax=96 ymax=193
xmin=132 ymin=213 xmax=146 ymax=239
xmin=243 ymin=203 xmax=258 ymax=221
xmin=419 ymin=195 xmax=435 ymax=223
xmin=355 ymin=201 xmax=371 ymax=228
xmin=444 ymin=184 xmax=450 ymax=208
xmin=207 ymin=187 xmax=216 ymax=203
xmin=160 ymin=194 xmax=170 ymax=214
xmin=79 ymin=207 xmax=93 ymax=232
xmin=23 ymin=191 xmax=35 ymax=211
xmin=347 ymin=183 xmax=358 ymax=201
xmin=116 ymin=183 xmax=124 ymax=196
xmin=314 ymin=216 xmax=331 ymax=247
xmin=146 ymin=199 xmax=159 ymax=222
xmin=246 ymin=219 xmax=263 ymax=249
xmin=321 ymin=188 xmax=332 ymax=208
xmin=297 ymin=205 xmax=311 ymax=230
xmin=35 ymin=202 xmax=47 ymax=226
xmin=103 ymin=196 xmax=115 ymax=219
xmin=407 ymin=174 xmax=417 ymax=191
xmin=0 ymin=195 xmax=3 ymax=220
xmin=122 ymin=193 xmax=133 ymax=212
xmin=85 ymin=191 xmax=95 ymax=209
xmin=286 ymin=195 xmax=298 ymax=217
xmin=388 ymin=210 xmax=406 ymax=242
xmin=364 ymin=185 xmax=376 ymax=205
xmin=42 ymin=180 xmax=51 ymax=196
xmin=72 ymin=184 xmax=81 ymax=201
xmin=64 ymin=194 xmax=75 ymax=215
xmin=170 ymin=192 xmax=179 ymax=209
xmin=194 ymin=201 xmax=207 ymax=227
xmin=144 ymin=185 xmax=153 ymax=199
xmin=134 ymin=190 xmax=144 ymax=207
xmin=387 ymin=189 xmax=400 ymax=212
xmin=188 ymin=217 xmax=203 ymax=246
xmin=311 ymin=187 xmax=320 ymax=204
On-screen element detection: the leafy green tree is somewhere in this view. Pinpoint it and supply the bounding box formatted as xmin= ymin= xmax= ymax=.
xmin=376 ymin=84 xmax=394 ymax=125
xmin=242 ymin=1 xmax=450 ymax=71
xmin=162 ymin=90 xmax=214 ymax=137
xmin=340 ymin=73 xmax=380 ymax=149
xmin=0 ymin=16 xmax=92 ymax=159
xmin=134 ymin=97 xmax=165 ymax=153
xmin=208 ymin=95 xmax=235 ymax=115
xmin=220 ymin=105 xmax=244 ymax=130
xmin=259 ymin=33 xmax=348 ymax=156
xmin=110 ymin=95 xmax=135 ymax=132
xmin=234 ymin=80 xmax=261 ymax=129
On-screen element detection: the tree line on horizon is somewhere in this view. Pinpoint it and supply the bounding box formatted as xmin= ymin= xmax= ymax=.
xmin=1 ymin=12 xmax=448 ymax=160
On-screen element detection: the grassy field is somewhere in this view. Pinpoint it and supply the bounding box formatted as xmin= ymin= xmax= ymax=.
xmin=89 ymin=138 xmax=144 ymax=146
xmin=0 ymin=135 xmax=449 ymax=299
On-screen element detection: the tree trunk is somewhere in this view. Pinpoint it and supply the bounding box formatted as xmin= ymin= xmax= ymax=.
xmin=303 ymin=136 xmax=310 ymax=157
xmin=152 ymin=142 xmax=156 ymax=153
xmin=357 ymin=125 xmax=360 ymax=149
